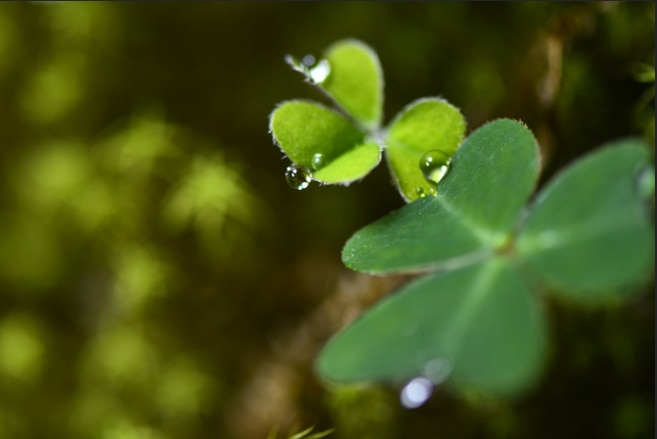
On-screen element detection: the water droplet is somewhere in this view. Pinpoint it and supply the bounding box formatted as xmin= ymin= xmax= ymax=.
xmin=423 ymin=358 xmax=452 ymax=384
xmin=419 ymin=150 xmax=452 ymax=184
xmin=311 ymin=153 xmax=326 ymax=170
xmin=302 ymin=54 xmax=316 ymax=66
xmin=309 ymin=59 xmax=331 ymax=84
xmin=285 ymin=164 xmax=312 ymax=190
xmin=416 ymin=186 xmax=437 ymax=198
xmin=400 ymin=377 xmax=434 ymax=409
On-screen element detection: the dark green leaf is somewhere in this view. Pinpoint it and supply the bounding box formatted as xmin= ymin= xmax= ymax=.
xmin=343 ymin=119 xmax=540 ymax=273
xmin=517 ymin=140 xmax=654 ymax=299
xmin=316 ymin=259 xmax=547 ymax=396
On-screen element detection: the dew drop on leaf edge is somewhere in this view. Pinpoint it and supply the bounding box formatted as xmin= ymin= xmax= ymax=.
xmin=311 ymin=153 xmax=326 ymax=171
xmin=400 ymin=376 xmax=434 ymax=409
xmin=420 ymin=150 xmax=452 ymax=184
xmin=302 ymin=54 xmax=316 ymax=66
xmin=285 ymin=164 xmax=312 ymax=190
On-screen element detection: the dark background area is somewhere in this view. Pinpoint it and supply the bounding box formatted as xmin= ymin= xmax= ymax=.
xmin=0 ymin=3 xmax=653 ymax=439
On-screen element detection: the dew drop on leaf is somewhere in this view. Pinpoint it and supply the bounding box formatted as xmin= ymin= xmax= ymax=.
xmin=400 ymin=376 xmax=434 ymax=409
xmin=419 ymin=150 xmax=452 ymax=184
xmin=285 ymin=164 xmax=312 ymax=190
xmin=311 ymin=153 xmax=326 ymax=171
xmin=302 ymin=54 xmax=316 ymax=66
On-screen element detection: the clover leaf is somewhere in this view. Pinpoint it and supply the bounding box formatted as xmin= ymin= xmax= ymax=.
xmin=385 ymin=98 xmax=466 ymax=201
xmin=321 ymin=38 xmax=384 ymax=130
xmin=517 ymin=139 xmax=654 ymax=299
xmin=317 ymin=126 xmax=654 ymax=396
xmin=343 ymin=119 xmax=539 ymax=273
xmin=270 ymin=39 xmax=465 ymax=198
xmin=270 ymin=38 xmax=654 ymax=400
xmin=269 ymin=101 xmax=381 ymax=184
xmin=316 ymin=258 xmax=547 ymax=397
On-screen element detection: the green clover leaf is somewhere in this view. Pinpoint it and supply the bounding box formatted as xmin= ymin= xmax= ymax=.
xmin=316 ymin=258 xmax=547 ymax=397
xmin=318 ymin=120 xmax=544 ymax=396
xmin=517 ymin=139 xmax=654 ymax=300
xmin=343 ymin=119 xmax=540 ymax=273
xmin=385 ymin=98 xmax=466 ymax=201
xmin=269 ymin=100 xmax=381 ymax=185
xmin=271 ymin=39 xmax=465 ymax=198
xmin=271 ymin=39 xmax=654 ymax=398
xmin=317 ymin=122 xmax=653 ymax=396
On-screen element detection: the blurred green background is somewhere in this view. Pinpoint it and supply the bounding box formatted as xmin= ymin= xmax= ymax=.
xmin=0 ymin=2 xmax=653 ymax=439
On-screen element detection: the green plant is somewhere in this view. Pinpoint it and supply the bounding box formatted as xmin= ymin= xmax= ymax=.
xmin=270 ymin=39 xmax=654 ymax=400
xmin=271 ymin=39 xmax=464 ymax=200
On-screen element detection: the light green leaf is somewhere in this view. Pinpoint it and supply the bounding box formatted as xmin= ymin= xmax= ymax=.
xmin=313 ymin=140 xmax=381 ymax=184
xmin=321 ymin=39 xmax=383 ymax=130
xmin=517 ymin=140 xmax=654 ymax=299
xmin=385 ymin=98 xmax=466 ymax=201
xmin=316 ymin=259 xmax=547 ymax=396
xmin=343 ymin=119 xmax=540 ymax=273
xmin=270 ymin=100 xmax=381 ymax=185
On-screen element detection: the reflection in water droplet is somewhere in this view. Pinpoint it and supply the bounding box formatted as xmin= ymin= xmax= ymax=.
xmin=419 ymin=150 xmax=452 ymax=184
xmin=311 ymin=153 xmax=326 ymax=171
xmin=400 ymin=377 xmax=434 ymax=409
xmin=309 ymin=59 xmax=331 ymax=84
xmin=285 ymin=164 xmax=312 ymax=190
xmin=416 ymin=186 xmax=437 ymax=198
xmin=423 ymin=358 xmax=452 ymax=384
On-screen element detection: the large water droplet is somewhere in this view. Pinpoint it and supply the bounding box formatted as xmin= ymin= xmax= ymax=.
xmin=311 ymin=153 xmax=326 ymax=171
xmin=400 ymin=377 xmax=434 ymax=409
xmin=309 ymin=59 xmax=331 ymax=84
xmin=285 ymin=164 xmax=312 ymax=190
xmin=420 ymin=150 xmax=451 ymax=184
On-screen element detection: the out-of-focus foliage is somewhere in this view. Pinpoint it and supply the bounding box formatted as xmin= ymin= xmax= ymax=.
xmin=0 ymin=2 xmax=653 ymax=439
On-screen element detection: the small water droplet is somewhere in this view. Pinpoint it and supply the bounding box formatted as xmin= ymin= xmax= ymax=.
xmin=400 ymin=377 xmax=434 ymax=409
xmin=311 ymin=153 xmax=326 ymax=171
xmin=420 ymin=150 xmax=452 ymax=184
xmin=423 ymin=358 xmax=452 ymax=384
xmin=416 ymin=186 xmax=437 ymax=198
xmin=285 ymin=164 xmax=312 ymax=190
xmin=302 ymin=54 xmax=316 ymax=66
